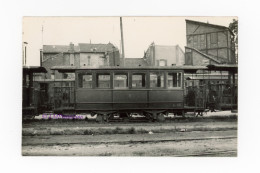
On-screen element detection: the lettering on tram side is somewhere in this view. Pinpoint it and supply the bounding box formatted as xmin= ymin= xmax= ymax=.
xmin=42 ymin=114 xmax=84 ymax=119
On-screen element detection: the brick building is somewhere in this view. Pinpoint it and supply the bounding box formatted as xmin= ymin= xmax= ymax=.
xmin=41 ymin=42 xmax=120 ymax=79
xmin=185 ymin=20 xmax=236 ymax=66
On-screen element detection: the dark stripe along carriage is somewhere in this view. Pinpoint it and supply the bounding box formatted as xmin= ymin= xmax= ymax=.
xmin=51 ymin=65 xmax=237 ymax=122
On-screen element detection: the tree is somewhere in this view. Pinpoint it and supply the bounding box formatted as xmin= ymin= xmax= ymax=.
xmin=229 ymin=19 xmax=238 ymax=63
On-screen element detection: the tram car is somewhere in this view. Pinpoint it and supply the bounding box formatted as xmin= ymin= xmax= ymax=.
xmin=22 ymin=66 xmax=48 ymax=118
xmin=50 ymin=65 xmax=237 ymax=122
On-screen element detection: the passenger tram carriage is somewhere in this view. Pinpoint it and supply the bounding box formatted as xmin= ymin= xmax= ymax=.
xmin=42 ymin=64 xmax=238 ymax=122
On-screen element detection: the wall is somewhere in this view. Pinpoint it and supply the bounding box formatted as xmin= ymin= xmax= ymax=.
xmin=144 ymin=44 xmax=185 ymax=67
xmin=155 ymin=45 xmax=176 ymax=66
xmin=80 ymin=53 xmax=107 ymax=67
xmin=176 ymin=46 xmax=185 ymax=66
xmin=186 ymin=20 xmax=235 ymax=64
xmin=192 ymin=51 xmax=210 ymax=66
xmin=42 ymin=53 xmax=65 ymax=79
xmin=42 ymin=50 xmax=120 ymax=80
xmin=108 ymin=51 xmax=120 ymax=66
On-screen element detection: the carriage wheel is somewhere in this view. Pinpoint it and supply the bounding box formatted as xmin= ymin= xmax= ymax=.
xmin=157 ymin=113 xmax=165 ymax=122
xmin=96 ymin=114 xmax=103 ymax=123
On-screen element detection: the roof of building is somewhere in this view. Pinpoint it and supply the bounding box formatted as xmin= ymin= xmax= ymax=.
xmin=185 ymin=46 xmax=222 ymax=64
xmin=207 ymin=64 xmax=238 ymax=73
xmin=43 ymin=43 xmax=118 ymax=53
xmin=51 ymin=65 xmax=238 ymax=73
xmin=185 ymin=19 xmax=234 ymax=35
xmin=79 ymin=43 xmax=117 ymax=52
xmin=123 ymin=58 xmax=149 ymax=67
xmin=51 ymin=65 xmax=208 ymax=73
xmin=43 ymin=45 xmax=80 ymax=53
xmin=23 ymin=66 xmax=47 ymax=73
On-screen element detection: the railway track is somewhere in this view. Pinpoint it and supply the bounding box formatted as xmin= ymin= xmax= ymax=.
xmin=26 ymin=115 xmax=237 ymax=125
xmin=173 ymin=150 xmax=237 ymax=157
xmin=22 ymin=135 xmax=237 ymax=156
xmin=22 ymin=135 xmax=237 ymax=146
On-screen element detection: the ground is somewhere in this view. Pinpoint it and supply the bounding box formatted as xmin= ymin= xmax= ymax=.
xmin=22 ymin=112 xmax=237 ymax=156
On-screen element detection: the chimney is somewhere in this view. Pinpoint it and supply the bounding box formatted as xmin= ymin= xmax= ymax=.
xmin=69 ymin=42 xmax=74 ymax=52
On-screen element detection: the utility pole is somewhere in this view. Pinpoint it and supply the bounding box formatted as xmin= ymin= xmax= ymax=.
xmin=41 ymin=25 xmax=44 ymax=66
xmin=120 ymin=17 xmax=125 ymax=66
xmin=23 ymin=42 xmax=28 ymax=66
xmin=42 ymin=25 xmax=44 ymax=46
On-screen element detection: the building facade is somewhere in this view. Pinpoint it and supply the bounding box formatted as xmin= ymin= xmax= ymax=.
xmin=143 ymin=43 xmax=185 ymax=67
xmin=185 ymin=20 xmax=236 ymax=66
xmin=41 ymin=42 xmax=120 ymax=79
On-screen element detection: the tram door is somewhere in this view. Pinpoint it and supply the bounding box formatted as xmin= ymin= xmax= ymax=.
xmin=206 ymin=73 xmax=237 ymax=111
xmin=216 ymin=72 xmax=237 ymax=110
xmin=37 ymin=83 xmax=49 ymax=113
xmin=207 ymin=81 xmax=220 ymax=110
xmin=53 ymin=72 xmax=75 ymax=111
xmin=53 ymin=81 xmax=75 ymax=110
xmin=184 ymin=79 xmax=206 ymax=109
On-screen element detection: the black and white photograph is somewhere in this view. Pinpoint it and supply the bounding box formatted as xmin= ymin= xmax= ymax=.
xmin=3 ymin=0 xmax=260 ymax=173
xmin=22 ymin=16 xmax=238 ymax=156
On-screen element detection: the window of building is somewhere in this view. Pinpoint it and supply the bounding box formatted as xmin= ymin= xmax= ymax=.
xmin=99 ymin=56 xmax=107 ymax=66
xmin=159 ymin=59 xmax=167 ymax=66
xmin=167 ymin=72 xmax=182 ymax=88
xmin=132 ymin=73 xmax=146 ymax=88
xmin=78 ymin=73 xmax=92 ymax=88
xmin=211 ymin=33 xmax=218 ymax=44
xmin=114 ymin=73 xmax=128 ymax=89
xmin=97 ymin=73 xmax=110 ymax=88
xmin=87 ymin=56 xmax=91 ymax=66
xmin=104 ymin=57 xmax=108 ymax=66
xmin=187 ymin=36 xmax=193 ymax=46
xmin=63 ymin=73 xmax=68 ymax=79
xmin=70 ymin=55 xmax=74 ymax=66
xmin=185 ymin=52 xmax=192 ymax=65
xmin=193 ymin=35 xmax=198 ymax=49
xmin=200 ymin=34 xmax=205 ymax=41
xmin=200 ymin=34 xmax=206 ymax=48
xmin=51 ymin=74 xmax=54 ymax=80
xmin=150 ymin=72 xmax=164 ymax=88
xmin=63 ymin=73 xmax=75 ymax=80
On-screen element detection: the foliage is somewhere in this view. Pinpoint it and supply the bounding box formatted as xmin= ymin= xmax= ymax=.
xmin=229 ymin=19 xmax=238 ymax=63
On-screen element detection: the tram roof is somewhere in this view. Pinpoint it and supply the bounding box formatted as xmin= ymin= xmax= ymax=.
xmin=51 ymin=65 xmax=208 ymax=73
xmin=23 ymin=66 xmax=47 ymax=73
xmin=207 ymin=64 xmax=238 ymax=73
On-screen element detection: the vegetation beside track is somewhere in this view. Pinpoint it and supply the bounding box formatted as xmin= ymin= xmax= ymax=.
xmin=22 ymin=124 xmax=237 ymax=136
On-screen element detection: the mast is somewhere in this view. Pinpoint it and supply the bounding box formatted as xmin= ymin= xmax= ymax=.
xmin=120 ymin=17 xmax=125 ymax=66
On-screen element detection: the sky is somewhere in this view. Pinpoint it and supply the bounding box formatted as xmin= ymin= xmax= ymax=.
xmin=23 ymin=16 xmax=236 ymax=66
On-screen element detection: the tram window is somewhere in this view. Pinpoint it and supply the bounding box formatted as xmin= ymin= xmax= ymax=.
xmin=97 ymin=74 xmax=110 ymax=88
xmin=132 ymin=73 xmax=146 ymax=88
xmin=63 ymin=73 xmax=75 ymax=80
xmin=78 ymin=73 xmax=92 ymax=88
xmin=167 ymin=72 xmax=182 ymax=88
xmin=114 ymin=73 xmax=128 ymax=89
xmin=150 ymin=72 xmax=164 ymax=88
xmin=26 ymin=74 xmax=29 ymax=87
